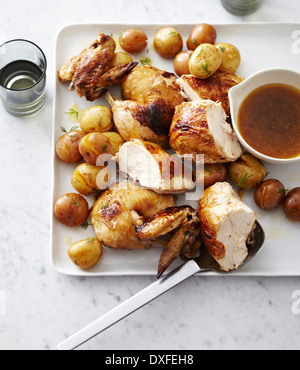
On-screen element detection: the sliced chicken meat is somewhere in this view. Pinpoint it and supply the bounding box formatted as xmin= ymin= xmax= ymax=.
xmin=115 ymin=139 xmax=194 ymax=194
xmin=170 ymin=99 xmax=243 ymax=163
xmin=198 ymin=182 xmax=256 ymax=272
xmin=177 ymin=72 xmax=244 ymax=116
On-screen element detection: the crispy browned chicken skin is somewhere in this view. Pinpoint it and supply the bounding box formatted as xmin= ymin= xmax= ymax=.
xmin=58 ymin=34 xmax=137 ymax=101
xmin=177 ymin=72 xmax=244 ymax=116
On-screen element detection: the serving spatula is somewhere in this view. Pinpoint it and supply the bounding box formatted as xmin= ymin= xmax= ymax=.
xmin=57 ymin=221 xmax=264 ymax=350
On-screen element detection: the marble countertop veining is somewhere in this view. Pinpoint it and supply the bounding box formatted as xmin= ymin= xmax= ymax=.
xmin=0 ymin=0 xmax=300 ymax=351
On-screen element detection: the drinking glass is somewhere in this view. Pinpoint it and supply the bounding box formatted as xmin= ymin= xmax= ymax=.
xmin=0 ymin=39 xmax=47 ymax=117
xmin=221 ymin=0 xmax=263 ymax=15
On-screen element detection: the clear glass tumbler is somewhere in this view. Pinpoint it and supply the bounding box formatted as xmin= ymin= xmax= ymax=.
xmin=221 ymin=0 xmax=263 ymax=15
xmin=0 ymin=39 xmax=47 ymax=117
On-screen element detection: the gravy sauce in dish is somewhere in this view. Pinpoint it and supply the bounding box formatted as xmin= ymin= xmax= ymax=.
xmin=238 ymin=83 xmax=300 ymax=159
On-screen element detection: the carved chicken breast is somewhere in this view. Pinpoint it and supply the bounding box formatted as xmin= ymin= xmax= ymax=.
xmin=177 ymin=72 xmax=244 ymax=116
xmin=91 ymin=181 xmax=175 ymax=250
xmin=198 ymin=182 xmax=256 ymax=272
xmin=115 ymin=139 xmax=194 ymax=194
xmin=105 ymin=92 xmax=172 ymax=149
xmin=170 ymin=99 xmax=243 ymax=163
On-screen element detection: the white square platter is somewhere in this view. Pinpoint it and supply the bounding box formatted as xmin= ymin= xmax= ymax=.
xmin=51 ymin=23 xmax=300 ymax=277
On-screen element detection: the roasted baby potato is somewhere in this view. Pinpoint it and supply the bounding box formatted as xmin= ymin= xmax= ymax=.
xmin=54 ymin=193 xmax=89 ymax=227
xmin=80 ymin=105 xmax=113 ymax=134
xmin=187 ymin=24 xmax=217 ymax=51
xmin=119 ymin=28 xmax=148 ymax=54
xmin=102 ymin=132 xmax=125 ymax=154
xmin=71 ymin=163 xmax=108 ymax=196
xmin=56 ymin=130 xmax=85 ymax=164
xmin=254 ymin=179 xmax=286 ymax=210
xmin=68 ymin=237 xmax=103 ymax=270
xmin=110 ymin=51 xmax=133 ymax=68
xmin=79 ymin=132 xmax=114 ymax=165
xmin=154 ymin=27 xmax=183 ymax=59
xmin=215 ymin=43 xmax=241 ymax=74
xmin=189 ymin=44 xmax=221 ymax=79
xmin=229 ymin=154 xmax=267 ymax=189
xmin=284 ymin=188 xmax=300 ymax=222
xmin=174 ymin=51 xmax=192 ymax=76
xmin=194 ymin=163 xmax=228 ymax=189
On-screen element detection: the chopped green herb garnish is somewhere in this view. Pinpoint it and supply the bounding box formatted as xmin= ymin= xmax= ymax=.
xmin=140 ymin=57 xmax=152 ymax=66
xmin=65 ymin=108 xmax=80 ymax=122
xmin=102 ymin=143 xmax=108 ymax=153
xmin=192 ymin=39 xmax=198 ymax=46
xmin=86 ymin=238 xmax=95 ymax=243
xmin=169 ymin=31 xmax=178 ymax=38
xmin=200 ymin=59 xmax=210 ymax=76
xmin=237 ymin=173 xmax=254 ymax=187
xmin=278 ymin=188 xmax=290 ymax=194
xmin=71 ymin=198 xmax=80 ymax=207
xmin=81 ymin=221 xmax=91 ymax=230
xmin=101 ymin=202 xmax=110 ymax=210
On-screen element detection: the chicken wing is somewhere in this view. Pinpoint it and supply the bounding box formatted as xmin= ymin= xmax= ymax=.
xmin=177 ymin=72 xmax=244 ymax=116
xmin=58 ymin=34 xmax=137 ymax=101
xmin=136 ymin=206 xmax=201 ymax=278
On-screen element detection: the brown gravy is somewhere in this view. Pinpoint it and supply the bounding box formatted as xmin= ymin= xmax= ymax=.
xmin=238 ymin=83 xmax=300 ymax=159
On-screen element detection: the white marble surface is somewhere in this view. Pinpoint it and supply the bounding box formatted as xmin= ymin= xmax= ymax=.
xmin=0 ymin=0 xmax=300 ymax=351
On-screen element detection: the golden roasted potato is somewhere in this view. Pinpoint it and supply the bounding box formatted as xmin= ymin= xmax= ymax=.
xmin=154 ymin=27 xmax=183 ymax=59
xmin=55 ymin=130 xmax=85 ymax=164
xmin=174 ymin=51 xmax=192 ymax=76
xmin=68 ymin=237 xmax=103 ymax=270
xmin=80 ymin=105 xmax=113 ymax=134
xmin=54 ymin=193 xmax=89 ymax=227
xmin=189 ymin=44 xmax=221 ymax=79
xmin=215 ymin=43 xmax=241 ymax=74
xmin=102 ymin=132 xmax=125 ymax=154
xmin=119 ymin=28 xmax=148 ymax=54
xmin=187 ymin=24 xmax=217 ymax=51
xmin=254 ymin=179 xmax=286 ymax=210
xmin=284 ymin=188 xmax=300 ymax=222
xmin=194 ymin=163 xmax=228 ymax=189
xmin=110 ymin=51 xmax=133 ymax=68
xmin=79 ymin=132 xmax=114 ymax=165
xmin=229 ymin=154 xmax=267 ymax=189
xmin=71 ymin=163 xmax=108 ymax=196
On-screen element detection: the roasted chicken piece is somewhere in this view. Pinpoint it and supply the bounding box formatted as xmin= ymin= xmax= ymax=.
xmin=177 ymin=72 xmax=244 ymax=116
xmin=170 ymin=99 xmax=243 ymax=163
xmin=137 ymin=206 xmax=201 ymax=278
xmin=90 ymin=181 xmax=201 ymax=277
xmin=58 ymin=34 xmax=136 ymax=101
xmin=115 ymin=139 xmax=194 ymax=194
xmin=122 ymin=65 xmax=185 ymax=107
xmin=104 ymin=92 xmax=172 ymax=149
xmin=198 ymin=182 xmax=256 ymax=272
xmin=91 ymin=181 xmax=175 ymax=250
xmin=107 ymin=65 xmax=185 ymax=148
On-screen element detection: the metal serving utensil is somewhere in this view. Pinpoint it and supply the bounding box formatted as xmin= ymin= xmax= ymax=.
xmin=57 ymin=222 xmax=265 ymax=350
